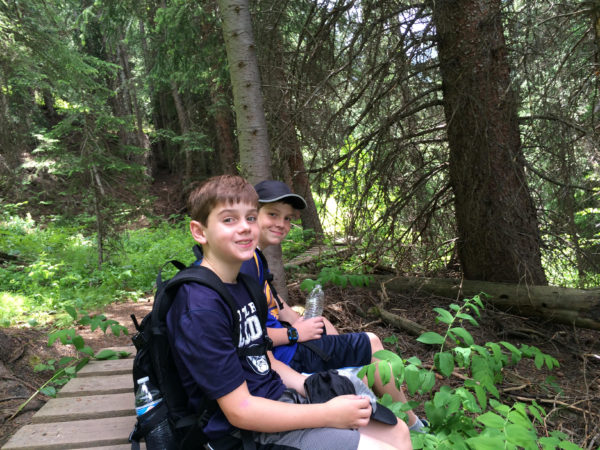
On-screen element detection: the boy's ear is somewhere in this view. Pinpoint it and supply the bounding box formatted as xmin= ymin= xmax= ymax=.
xmin=190 ymin=220 xmax=207 ymax=244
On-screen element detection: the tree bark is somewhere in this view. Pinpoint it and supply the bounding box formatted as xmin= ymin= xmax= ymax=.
xmin=117 ymin=41 xmax=148 ymax=153
xmin=217 ymin=0 xmax=271 ymax=184
xmin=217 ymin=0 xmax=291 ymax=299
xmin=200 ymin=1 xmax=238 ymax=176
xmin=170 ymin=81 xmax=193 ymax=184
xmin=210 ymin=85 xmax=238 ymax=175
xmin=257 ymin=21 xmax=323 ymax=236
xmin=285 ymin=119 xmax=324 ymax=237
xmin=431 ymin=0 xmax=547 ymax=285
xmin=372 ymin=275 xmax=600 ymax=331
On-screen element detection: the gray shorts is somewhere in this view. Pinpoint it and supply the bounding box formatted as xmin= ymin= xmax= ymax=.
xmin=254 ymin=389 xmax=360 ymax=450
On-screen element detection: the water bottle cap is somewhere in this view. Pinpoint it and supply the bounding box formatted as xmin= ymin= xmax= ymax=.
xmin=137 ymin=376 xmax=149 ymax=384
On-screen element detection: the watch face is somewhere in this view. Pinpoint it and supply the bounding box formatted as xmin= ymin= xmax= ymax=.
xmin=288 ymin=327 xmax=298 ymax=342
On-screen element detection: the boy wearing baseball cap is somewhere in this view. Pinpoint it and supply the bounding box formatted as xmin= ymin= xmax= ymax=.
xmin=241 ymin=180 xmax=428 ymax=432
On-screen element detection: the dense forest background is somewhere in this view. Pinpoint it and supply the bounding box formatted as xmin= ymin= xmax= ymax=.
xmin=1 ymin=1 xmax=600 ymax=448
xmin=1 ymin=0 xmax=599 ymax=290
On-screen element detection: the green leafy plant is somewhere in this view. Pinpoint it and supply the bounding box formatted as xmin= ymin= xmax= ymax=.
xmin=299 ymin=267 xmax=373 ymax=292
xmin=282 ymin=226 xmax=315 ymax=260
xmin=10 ymin=307 xmax=130 ymax=420
xmin=0 ymin=213 xmax=191 ymax=326
xmin=359 ymin=295 xmax=581 ymax=449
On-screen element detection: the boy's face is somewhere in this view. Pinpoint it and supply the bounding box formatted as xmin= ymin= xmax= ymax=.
xmin=257 ymin=202 xmax=296 ymax=249
xmin=191 ymin=201 xmax=258 ymax=264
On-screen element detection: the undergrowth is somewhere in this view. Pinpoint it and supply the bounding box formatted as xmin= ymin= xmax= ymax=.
xmin=358 ymin=295 xmax=583 ymax=450
xmin=12 ymin=306 xmax=130 ymax=419
xmin=0 ymin=211 xmax=193 ymax=327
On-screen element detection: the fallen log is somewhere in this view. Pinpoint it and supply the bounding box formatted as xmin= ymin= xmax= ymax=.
xmin=371 ymin=276 xmax=600 ymax=331
xmin=369 ymin=282 xmax=429 ymax=336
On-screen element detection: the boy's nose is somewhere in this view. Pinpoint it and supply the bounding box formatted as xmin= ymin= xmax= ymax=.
xmin=240 ymin=218 xmax=254 ymax=231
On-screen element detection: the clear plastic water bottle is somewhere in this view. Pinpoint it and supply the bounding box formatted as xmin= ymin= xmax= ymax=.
xmin=135 ymin=376 xmax=162 ymax=416
xmin=134 ymin=377 xmax=176 ymax=450
xmin=304 ymin=284 xmax=324 ymax=319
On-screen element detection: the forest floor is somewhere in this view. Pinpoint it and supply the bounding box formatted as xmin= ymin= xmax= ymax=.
xmin=1 ymin=172 xmax=599 ymax=448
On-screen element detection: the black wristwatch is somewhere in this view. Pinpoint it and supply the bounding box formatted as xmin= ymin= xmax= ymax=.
xmin=287 ymin=327 xmax=299 ymax=345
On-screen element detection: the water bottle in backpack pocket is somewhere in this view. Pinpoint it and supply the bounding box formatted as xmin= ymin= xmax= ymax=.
xmin=132 ymin=376 xmax=176 ymax=450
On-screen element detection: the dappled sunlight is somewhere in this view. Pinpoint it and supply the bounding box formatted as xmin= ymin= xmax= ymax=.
xmin=0 ymin=292 xmax=53 ymax=327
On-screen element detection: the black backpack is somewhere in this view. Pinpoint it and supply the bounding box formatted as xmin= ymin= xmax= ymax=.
xmin=129 ymin=259 xmax=272 ymax=450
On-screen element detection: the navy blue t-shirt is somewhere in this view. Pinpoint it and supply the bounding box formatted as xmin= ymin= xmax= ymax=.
xmin=166 ymin=280 xmax=286 ymax=440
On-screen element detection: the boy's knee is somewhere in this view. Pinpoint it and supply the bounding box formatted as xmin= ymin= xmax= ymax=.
xmin=366 ymin=332 xmax=383 ymax=353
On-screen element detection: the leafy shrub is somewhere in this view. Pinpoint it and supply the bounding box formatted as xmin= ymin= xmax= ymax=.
xmin=11 ymin=306 xmax=129 ymax=420
xmin=359 ymin=295 xmax=583 ymax=449
xmin=299 ymin=267 xmax=373 ymax=292
xmin=0 ymin=212 xmax=192 ymax=326
xmin=282 ymin=225 xmax=315 ymax=260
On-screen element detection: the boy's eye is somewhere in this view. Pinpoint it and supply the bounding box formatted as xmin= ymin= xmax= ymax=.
xmin=223 ymin=217 xmax=235 ymax=223
xmin=268 ymin=212 xmax=277 ymax=218
xmin=247 ymin=216 xmax=257 ymax=223
xmin=284 ymin=216 xmax=292 ymax=222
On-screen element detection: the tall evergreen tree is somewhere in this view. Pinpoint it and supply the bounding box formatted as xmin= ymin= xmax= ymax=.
xmin=217 ymin=0 xmax=290 ymax=298
xmin=431 ymin=0 xmax=547 ymax=284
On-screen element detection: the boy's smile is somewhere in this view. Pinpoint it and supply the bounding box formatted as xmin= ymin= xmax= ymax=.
xmin=257 ymin=202 xmax=296 ymax=249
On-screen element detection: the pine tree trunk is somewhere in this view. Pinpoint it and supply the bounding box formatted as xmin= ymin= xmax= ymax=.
xmin=201 ymin=0 xmax=238 ymax=176
xmin=210 ymin=86 xmax=238 ymax=175
xmin=256 ymin=14 xmax=324 ymax=237
xmin=432 ymin=0 xmax=547 ymax=285
xmin=171 ymin=81 xmax=193 ymax=184
xmin=217 ymin=0 xmax=271 ymax=184
xmin=118 ymin=41 xmax=147 ymax=152
xmin=218 ymin=0 xmax=291 ymax=299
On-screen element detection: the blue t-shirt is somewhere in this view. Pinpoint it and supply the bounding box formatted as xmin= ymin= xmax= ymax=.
xmin=166 ymin=280 xmax=285 ymax=440
xmin=240 ymin=252 xmax=298 ymax=364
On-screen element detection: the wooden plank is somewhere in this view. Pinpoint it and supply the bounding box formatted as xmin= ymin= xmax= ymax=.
xmin=1 ymin=349 xmax=142 ymax=450
xmin=98 ymin=346 xmax=136 ymax=357
xmin=73 ymin=446 xmax=145 ymax=450
xmin=57 ymin=374 xmax=132 ymax=398
xmin=32 ymin=393 xmax=134 ymax=423
xmin=77 ymin=359 xmax=133 ymax=377
xmin=1 ymin=416 xmax=137 ymax=450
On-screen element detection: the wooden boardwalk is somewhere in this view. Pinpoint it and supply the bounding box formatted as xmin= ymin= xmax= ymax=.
xmin=1 ymin=346 xmax=143 ymax=450
xmin=1 ymin=246 xmax=348 ymax=450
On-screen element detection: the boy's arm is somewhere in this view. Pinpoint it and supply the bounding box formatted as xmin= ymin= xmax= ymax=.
xmin=276 ymin=296 xmax=301 ymax=323
xmin=268 ymin=352 xmax=306 ymax=395
xmin=217 ymin=381 xmax=372 ymax=433
xmin=267 ymin=316 xmax=325 ymax=345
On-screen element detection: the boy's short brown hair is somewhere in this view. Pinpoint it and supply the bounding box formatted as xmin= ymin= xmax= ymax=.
xmin=188 ymin=175 xmax=258 ymax=224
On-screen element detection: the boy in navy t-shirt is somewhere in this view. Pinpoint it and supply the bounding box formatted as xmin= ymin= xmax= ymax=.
xmin=166 ymin=175 xmax=411 ymax=449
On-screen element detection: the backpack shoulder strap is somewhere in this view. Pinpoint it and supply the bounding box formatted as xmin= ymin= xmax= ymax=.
xmin=160 ymin=265 xmax=241 ymax=343
xmin=238 ymin=273 xmax=268 ymax=329
xmin=254 ymin=249 xmax=284 ymax=310
xmin=163 ymin=265 xmax=272 ymax=356
xmin=238 ymin=272 xmax=273 ymax=354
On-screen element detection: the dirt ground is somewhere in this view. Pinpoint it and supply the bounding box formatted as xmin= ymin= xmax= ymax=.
xmin=0 ymin=283 xmax=598 ymax=448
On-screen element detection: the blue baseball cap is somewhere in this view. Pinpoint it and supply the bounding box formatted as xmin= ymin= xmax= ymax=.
xmin=254 ymin=180 xmax=307 ymax=210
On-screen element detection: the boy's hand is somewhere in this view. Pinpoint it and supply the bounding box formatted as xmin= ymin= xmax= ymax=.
xmin=293 ymin=317 xmax=325 ymax=342
xmin=325 ymin=395 xmax=372 ymax=429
